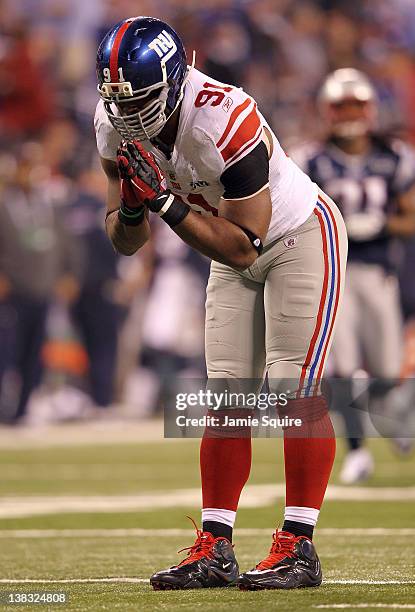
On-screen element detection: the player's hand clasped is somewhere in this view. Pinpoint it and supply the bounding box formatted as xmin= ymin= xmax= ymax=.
xmin=117 ymin=141 xmax=190 ymax=228
xmin=115 ymin=142 xmax=144 ymax=226
xmin=117 ymin=141 xmax=166 ymax=203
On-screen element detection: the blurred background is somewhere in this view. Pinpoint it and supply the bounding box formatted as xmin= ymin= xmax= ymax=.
xmin=0 ymin=4 xmax=414 ymax=602
xmin=0 ymin=0 xmax=414 ymax=481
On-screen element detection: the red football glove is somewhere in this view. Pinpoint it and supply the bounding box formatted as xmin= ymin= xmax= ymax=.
xmin=120 ymin=178 xmax=143 ymax=210
xmin=117 ymin=141 xmax=166 ymax=205
xmin=117 ymin=140 xmax=190 ymax=229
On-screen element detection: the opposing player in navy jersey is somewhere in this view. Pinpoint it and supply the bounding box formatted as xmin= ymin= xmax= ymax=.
xmin=292 ymin=68 xmax=415 ymax=483
xmin=95 ymin=17 xmax=348 ymax=590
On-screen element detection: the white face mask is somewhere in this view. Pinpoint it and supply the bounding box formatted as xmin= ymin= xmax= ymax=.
xmin=98 ymin=55 xmax=195 ymax=142
xmin=104 ymin=85 xmax=170 ymax=142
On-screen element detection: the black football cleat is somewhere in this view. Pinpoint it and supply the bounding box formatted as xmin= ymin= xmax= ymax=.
xmin=236 ymin=530 xmax=322 ymax=590
xmin=150 ymin=519 xmax=239 ymax=590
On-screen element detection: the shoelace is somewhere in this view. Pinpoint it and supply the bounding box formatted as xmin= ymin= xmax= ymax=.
xmin=177 ymin=517 xmax=216 ymax=566
xmin=256 ymin=530 xmax=300 ymax=570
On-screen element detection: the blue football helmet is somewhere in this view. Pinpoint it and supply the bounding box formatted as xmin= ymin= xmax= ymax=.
xmin=96 ymin=16 xmax=189 ymax=141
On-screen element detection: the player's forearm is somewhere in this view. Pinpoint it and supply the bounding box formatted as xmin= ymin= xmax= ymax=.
xmin=105 ymin=210 xmax=151 ymax=255
xmin=174 ymin=211 xmax=257 ymax=271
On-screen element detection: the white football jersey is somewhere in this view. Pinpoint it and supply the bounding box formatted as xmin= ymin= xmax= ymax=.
xmin=94 ymin=68 xmax=318 ymax=244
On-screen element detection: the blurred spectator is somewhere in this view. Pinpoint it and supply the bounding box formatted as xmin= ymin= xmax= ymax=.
xmin=202 ymin=18 xmax=252 ymax=86
xmin=63 ymin=167 xmax=121 ymax=410
xmin=131 ymin=220 xmax=209 ymax=417
xmin=114 ymin=245 xmax=154 ymax=405
xmin=399 ymin=236 xmax=415 ymax=323
xmin=0 ymin=143 xmax=81 ymax=422
xmin=325 ymin=11 xmax=361 ymax=69
xmin=2 ymin=0 xmax=415 ymax=425
xmin=0 ymin=20 xmax=54 ymax=140
xmin=1 ymin=0 xmax=415 ymax=147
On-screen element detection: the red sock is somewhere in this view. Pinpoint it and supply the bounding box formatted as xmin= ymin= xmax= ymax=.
xmin=200 ymin=410 xmax=252 ymax=510
xmin=283 ymin=396 xmax=336 ymax=509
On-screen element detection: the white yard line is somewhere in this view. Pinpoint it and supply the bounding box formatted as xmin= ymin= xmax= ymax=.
xmin=0 ymin=485 xmax=414 ymax=518
xmin=2 ymin=462 xmax=409 ymax=480
xmin=326 ymin=581 xmax=415 ymax=585
xmin=0 ymin=420 xmax=168 ymax=448
xmin=314 ymin=606 xmax=415 ymax=609
xmin=0 ymin=528 xmax=414 ymax=538
xmin=0 ymin=578 xmax=147 ymax=584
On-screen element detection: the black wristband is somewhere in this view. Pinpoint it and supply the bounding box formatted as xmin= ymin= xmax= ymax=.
xmin=118 ymin=202 xmax=145 ymax=226
xmin=150 ymin=190 xmax=190 ymax=228
xmin=237 ymin=225 xmax=263 ymax=255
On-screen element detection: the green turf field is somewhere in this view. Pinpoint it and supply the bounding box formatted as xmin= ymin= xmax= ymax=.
xmin=0 ymin=426 xmax=414 ymax=611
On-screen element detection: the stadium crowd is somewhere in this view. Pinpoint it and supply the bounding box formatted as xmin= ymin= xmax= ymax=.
xmin=1 ymin=0 xmax=415 ymax=426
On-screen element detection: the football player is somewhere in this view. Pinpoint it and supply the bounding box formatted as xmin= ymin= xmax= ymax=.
xmin=94 ymin=17 xmax=348 ymax=590
xmin=292 ymin=69 xmax=415 ymax=483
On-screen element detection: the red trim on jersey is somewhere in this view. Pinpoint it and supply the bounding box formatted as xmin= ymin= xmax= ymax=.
xmin=187 ymin=194 xmax=218 ymax=216
xmin=315 ymin=195 xmax=342 ymax=385
xmin=297 ymin=206 xmax=329 ymax=398
xmin=171 ymin=192 xmax=185 ymax=203
xmin=109 ymin=21 xmax=132 ymax=81
xmin=220 ymin=106 xmax=261 ymax=163
xmin=224 ymin=129 xmax=262 ymax=167
xmin=216 ymin=99 xmax=251 ymax=149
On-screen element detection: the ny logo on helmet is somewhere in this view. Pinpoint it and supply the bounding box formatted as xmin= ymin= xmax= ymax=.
xmin=148 ymin=30 xmax=177 ymax=63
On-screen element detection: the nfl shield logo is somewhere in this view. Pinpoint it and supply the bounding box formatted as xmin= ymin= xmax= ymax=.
xmin=284 ymin=236 xmax=298 ymax=248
